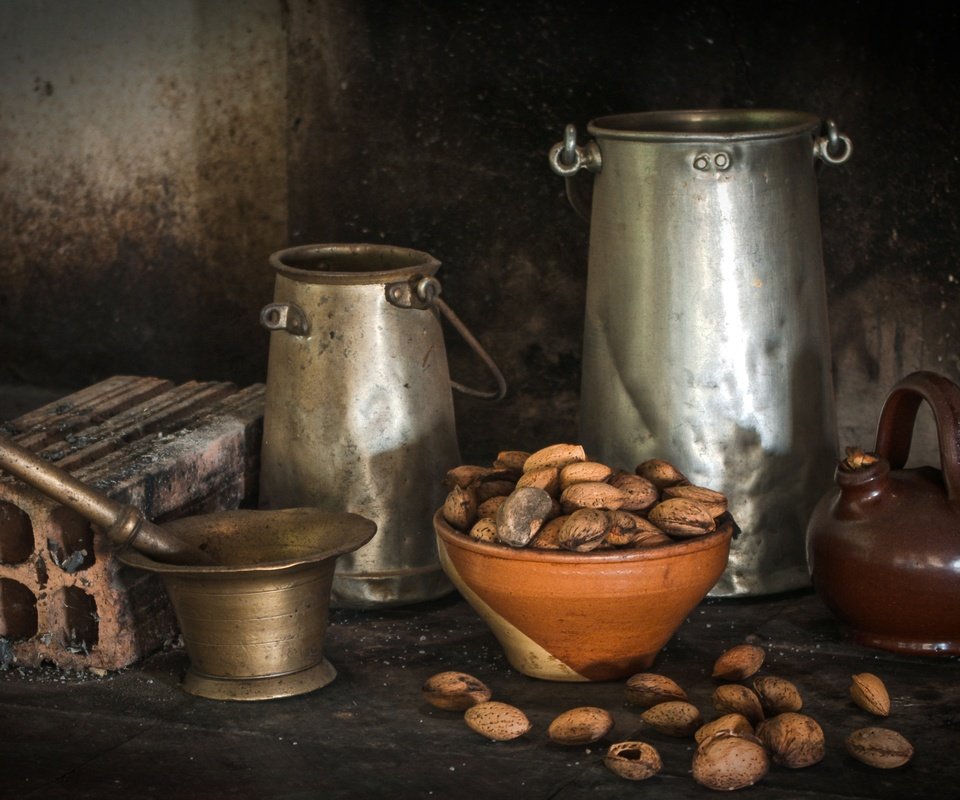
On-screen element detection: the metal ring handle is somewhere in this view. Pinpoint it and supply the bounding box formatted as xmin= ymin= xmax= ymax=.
xmin=413 ymin=278 xmax=507 ymax=401
xmin=814 ymin=120 xmax=853 ymax=165
xmin=548 ymin=124 xmax=603 ymax=177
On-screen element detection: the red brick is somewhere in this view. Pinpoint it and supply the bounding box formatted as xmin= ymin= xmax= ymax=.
xmin=0 ymin=377 xmax=264 ymax=671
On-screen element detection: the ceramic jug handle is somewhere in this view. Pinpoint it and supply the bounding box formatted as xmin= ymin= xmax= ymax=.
xmin=874 ymin=370 xmax=960 ymax=502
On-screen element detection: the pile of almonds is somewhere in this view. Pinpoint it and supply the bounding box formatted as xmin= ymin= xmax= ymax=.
xmin=421 ymin=644 xmax=915 ymax=790
xmin=441 ymin=443 xmax=729 ymax=551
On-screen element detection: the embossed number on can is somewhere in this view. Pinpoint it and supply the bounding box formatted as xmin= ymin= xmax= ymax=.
xmin=693 ymin=151 xmax=732 ymax=172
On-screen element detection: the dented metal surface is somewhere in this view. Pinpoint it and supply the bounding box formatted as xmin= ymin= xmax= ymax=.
xmin=258 ymin=244 xmax=464 ymax=608
xmin=552 ymin=110 xmax=846 ymax=597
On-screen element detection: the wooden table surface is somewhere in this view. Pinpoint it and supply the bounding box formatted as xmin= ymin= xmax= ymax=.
xmin=1 ymin=587 xmax=957 ymax=799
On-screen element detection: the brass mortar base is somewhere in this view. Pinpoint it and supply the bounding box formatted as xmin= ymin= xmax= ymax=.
xmin=183 ymin=659 xmax=338 ymax=701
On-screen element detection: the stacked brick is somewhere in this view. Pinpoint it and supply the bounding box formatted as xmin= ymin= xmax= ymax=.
xmin=0 ymin=376 xmax=264 ymax=671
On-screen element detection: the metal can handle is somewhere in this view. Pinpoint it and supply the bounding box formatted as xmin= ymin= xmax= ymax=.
xmin=814 ymin=119 xmax=853 ymax=165
xmin=260 ymin=302 xmax=311 ymax=336
xmin=386 ymin=276 xmax=507 ymax=401
xmin=548 ymin=124 xmax=601 ymax=223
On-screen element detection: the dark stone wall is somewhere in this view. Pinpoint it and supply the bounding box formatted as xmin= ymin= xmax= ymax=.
xmin=3 ymin=0 xmax=960 ymax=466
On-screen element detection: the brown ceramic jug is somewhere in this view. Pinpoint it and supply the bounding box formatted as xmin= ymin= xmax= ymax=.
xmin=806 ymin=370 xmax=960 ymax=656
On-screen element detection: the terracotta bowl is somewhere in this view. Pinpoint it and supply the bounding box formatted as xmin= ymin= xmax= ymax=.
xmin=434 ymin=509 xmax=735 ymax=681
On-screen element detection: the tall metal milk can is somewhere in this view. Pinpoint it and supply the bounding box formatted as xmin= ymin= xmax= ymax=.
xmin=258 ymin=244 xmax=506 ymax=608
xmin=549 ymin=109 xmax=852 ymax=596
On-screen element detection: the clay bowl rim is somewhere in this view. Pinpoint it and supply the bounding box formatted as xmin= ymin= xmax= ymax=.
xmin=434 ymin=508 xmax=736 ymax=564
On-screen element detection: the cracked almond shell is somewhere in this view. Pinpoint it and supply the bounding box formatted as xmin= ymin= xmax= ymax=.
xmin=604 ymin=741 xmax=662 ymax=781
xmin=422 ymin=671 xmax=492 ymax=711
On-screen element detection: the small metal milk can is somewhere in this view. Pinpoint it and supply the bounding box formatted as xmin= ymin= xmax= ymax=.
xmin=258 ymin=244 xmax=505 ymax=608
xmin=549 ymin=109 xmax=852 ymax=596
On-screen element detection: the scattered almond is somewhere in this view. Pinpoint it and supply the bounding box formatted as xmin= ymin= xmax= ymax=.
xmin=625 ymin=673 xmax=688 ymax=708
xmin=692 ymin=732 xmax=769 ymax=791
xmin=464 ymin=701 xmax=532 ymax=741
xmin=753 ymin=676 xmax=803 ymax=716
xmin=641 ymin=700 xmax=702 ymax=737
xmin=547 ymin=706 xmax=614 ymax=745
xmin=712 ymin=684 xmax=765 ymax=725
xmin=712 ymin=643 xmax=765 ymax=680
xmin=756 ymin=712 xmax=825 ymax=768
xmin=850 ymin=673 xmax=891 ymax=717
xmin=845 ymin=726 xmax=913 ymax=768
